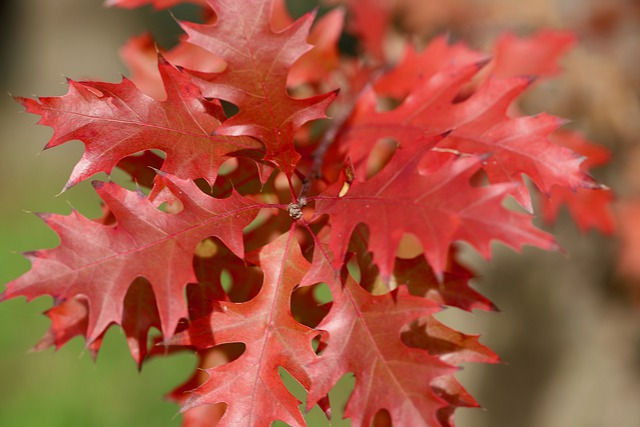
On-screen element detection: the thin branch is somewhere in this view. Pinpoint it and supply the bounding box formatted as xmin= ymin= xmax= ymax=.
xmin=297 ymin=69 xmax=386 ymax=205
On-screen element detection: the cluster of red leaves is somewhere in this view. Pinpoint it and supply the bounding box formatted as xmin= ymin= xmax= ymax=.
xmin=2 ymin=0 xmax=614 ymax=426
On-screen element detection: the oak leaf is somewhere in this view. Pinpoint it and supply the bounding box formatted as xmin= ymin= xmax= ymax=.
xmin=16 ymin=57 xmax=262 ymax=189
xmin=1 ymin=174 xmax=261 ymax=343
xmin=313 ymin=145 xmax=557 ymax=280
xmin=179 ymin=0 xmax=337 ymax=174
xmin=306 ymin=275 xmax=454 ymax=426
xmin=539 ymin=130 xmax=615 ymax=234
xmin=170 ymin=231 xmax=316 ymax=427
xmin=338 ymin=53 xmax=598 ymax=210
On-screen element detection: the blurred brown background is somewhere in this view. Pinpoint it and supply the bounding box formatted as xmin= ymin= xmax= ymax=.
xmin=1 ymin=0 xmax=640 ymax=426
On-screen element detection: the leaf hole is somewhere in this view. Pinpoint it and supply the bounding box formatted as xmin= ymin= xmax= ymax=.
xmin=156 ymin=201 xmax=168 ymax=213
xmin=313 ymin=282 xmax=333 ymax=305
xmin=397 ymin=233 xmax=423 ymax=259
xmin=156 ymin=198 xmax=184 ymax=214
xmin=452 ymin=81 xmax=478 ymax=104
xmin=469 ymin=166 xmax=490 ymax=187
xmin=115 ymin=150 xmax=165 ymax=189
xmin=375 ymin=95 xmax=401 ymax=112
xmin=290 ymin=283 xmax=331 ymax=328
xmin=220 ymin=268 xmax=232 ymax=295
xmin=209 ymin=157 xmax=270 ymax=198
xmin=277 ymin=368 xmax=354 ymax=426
xmin=219 ymin=99 xmax=239 ymax=118
xmin=366 ymin=137 xmax=398 ymax=179
xmin=201 ymin=342 xmax=245 ymax=368
xmin=345 ymin=225 xmax=393 ymax=295
xmin=311 ymin=334 xmax=323 ymax=356
xmin=347 ymin=256 xmax=362 ymax=283
xmin=326 ymin=373 xmax=355 ymax=424
xmin=371 ymin=408 xmax=392 ymax=427
xmin=218 ymin=157 xmax=239 ymax=176
xmin=191 ymin=238 xmax=263 ymax=309
xmin=122 ymin=277 xmax=161 ymax=363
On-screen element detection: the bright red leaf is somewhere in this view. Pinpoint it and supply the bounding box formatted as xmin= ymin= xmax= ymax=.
xmin=306 ymin=275 xmax=454 ymax=426
xmin=120 ymin=32 xmax=225 ymax=101
xmin=374 ymin=36 xmax=486 ymax=100
xmin=179 ymin=0 xmax=337 ymax=175
xmin=1 ymin=174 xmax=261 ymax=342
xmin=313 ymin=145 xmax=556 ymax=280
xmin=170 ymin=230 xmax=316 ymax=427
xmin=16 ymin=57 xmax=262 ymax=189
xmin=539 ymin=130 xmax=615 ymax=233
xmin=338 ymin=52 xmax=598 ymax=210
xmin=287 ymin=8 xmax=346 ymax=88
xmin=402 ymin=315 xmax=499 ymax=426
xmin=490 ymin=29 xmax=577 ymax=79
xmin=32 ymin=296 xmax=104 ymax=358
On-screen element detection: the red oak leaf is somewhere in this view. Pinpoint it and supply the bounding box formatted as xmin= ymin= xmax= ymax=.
xmin=313 ymin=145 xmax=556 ymax=280
xmin=27 ymin=208 xmax=163 ymax=366
xmin=31 ymin=209 xmax=162 ymax=366
xmin=539 ymin=130 xmax=615 ymax=234
xmin=543 ymin=186 xmax=615 ymax=234
xmin=120 ymin=278 xmax=162 ymax=366
xmin=342 ymin=0 xmax=391 ymax=61
xmin=374 ymin=36 xmax=487 ymax=100
xmin=437 ymin=110 xmax=596 ymax=211
xmin=120 ymin=0 xmax=343 ymax=97
xmin=338 ymin=55 xmax=597 ymax=210
xmin=402 ymin=316 xmax=498 ymax=366
xmin=32 ymin=296 xmax=104 ymax=359
xmin=120 ymin=32 xmax=225 ymax=101
xmin=338 ymin=224 xmax=495 ymax=311
xmin=1 ymin=174 xmax=261 ymax=343
xmin=179 ymin=0 xmax=337 ymax=175
xmin=170 ymin=230 xmax=316 ymax=427
xmin=491 ymin=29 xmax=577 ymax=79
xmin=2 ymin=0 xmax=615 ymax=424
xmin=16 ymin=57 xmax=262 ymax=189
xmin=306 ymin=275 xmax=454 ymax=426
xmin=403 ymin=316 xmax=499 ymax=426
xmin=287 ymin=8 xmax=346 ymax=88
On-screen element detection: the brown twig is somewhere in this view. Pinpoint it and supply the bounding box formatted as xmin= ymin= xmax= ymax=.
xmin=297 ymin=68 xmax=387 ymax=205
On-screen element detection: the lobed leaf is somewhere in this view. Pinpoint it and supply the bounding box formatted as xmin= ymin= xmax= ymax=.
xmin=1 ymin=174 xmax=262 ymax=343
xmin=313 ymin=145 xmax=557 ymax=280
xmin=179 ymin=0 xmax=337 ymax=175
xmin=16 ymin=57 xmax=262 ymax=189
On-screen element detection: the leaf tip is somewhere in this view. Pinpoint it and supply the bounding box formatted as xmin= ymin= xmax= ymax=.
xmin=33 ymin=211 xmax=53 ymax=222
xmin=475 ymin=56 xmax=493 ymax=71
xmin=91 ymin=180 xmax=106 ymax=191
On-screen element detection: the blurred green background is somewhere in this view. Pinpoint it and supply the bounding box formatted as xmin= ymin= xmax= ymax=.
xmin=1 ymin=1 xmax=640 ymax=427
xmin=0 ymin=2 xmax=199 ymax=426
